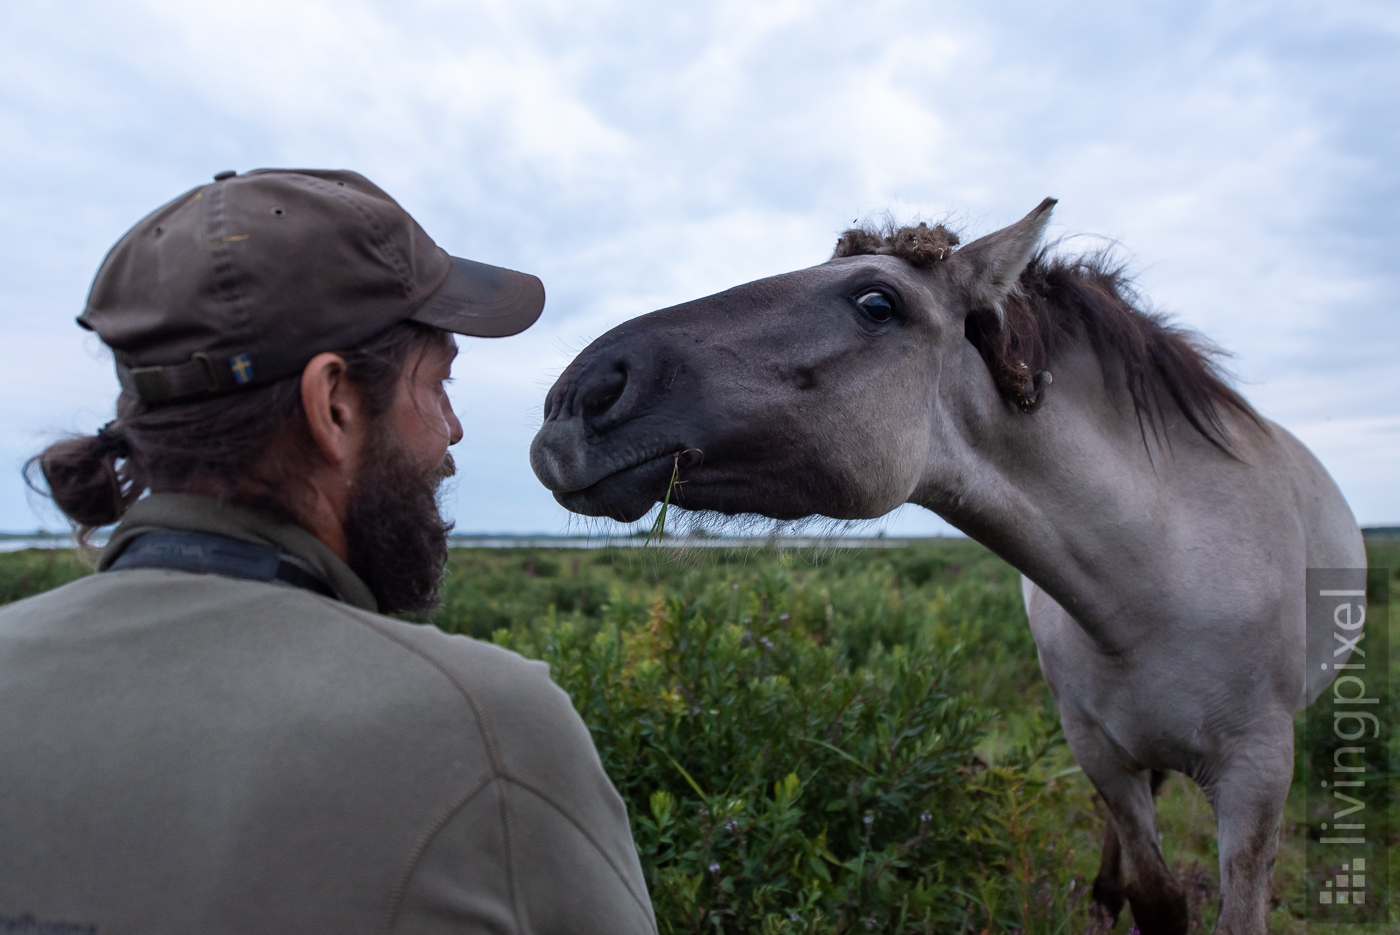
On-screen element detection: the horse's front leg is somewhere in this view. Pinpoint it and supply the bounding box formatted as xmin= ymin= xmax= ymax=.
xmin=1063 ymin=715 xmax=1188 ymax=935
xmin=1202 ymin=716 xmax=1293 ymax=934
xmin=1091 ymin=811 xmax=1126 ymax=923
xmin=1023 ymin=577 xmax=1186 ymax=932
xmin=1092 ymin=769 xmax=1169 ymax=925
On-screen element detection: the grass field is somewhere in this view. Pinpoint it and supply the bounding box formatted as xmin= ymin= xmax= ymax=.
xmin=2 ymin=538 xmax=1395 ymax=932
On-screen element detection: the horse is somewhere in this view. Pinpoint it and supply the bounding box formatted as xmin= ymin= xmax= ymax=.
xmin=529 ymin=199 xmax=1364 ymax=935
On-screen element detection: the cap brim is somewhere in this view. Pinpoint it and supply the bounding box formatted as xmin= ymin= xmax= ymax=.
xmin=411 ymin=255 xmax=545 ymax=338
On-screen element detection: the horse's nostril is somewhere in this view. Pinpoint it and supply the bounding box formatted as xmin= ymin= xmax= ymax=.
xmin=581 ymin=364 xmax=629 ymax=428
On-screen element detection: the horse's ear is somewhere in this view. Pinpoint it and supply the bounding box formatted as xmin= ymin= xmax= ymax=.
xmin=949 ymin=197 xmax=1056 ymax=323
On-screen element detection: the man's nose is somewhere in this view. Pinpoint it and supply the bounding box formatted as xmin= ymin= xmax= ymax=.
xmin=445 ymin=400 xmax=464 ymax=446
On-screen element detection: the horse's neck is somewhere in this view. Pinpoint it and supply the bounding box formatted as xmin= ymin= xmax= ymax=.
xmin=916 ymin=343 xmax=1187 ymax=632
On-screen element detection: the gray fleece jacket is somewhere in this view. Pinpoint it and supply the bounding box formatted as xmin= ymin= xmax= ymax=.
xmin=0 ymin=494 xmax=656 ymax=934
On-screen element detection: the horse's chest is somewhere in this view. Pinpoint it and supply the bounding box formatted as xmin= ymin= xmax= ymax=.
xmin=1026 ymin=585 xmax=1293 ymax=770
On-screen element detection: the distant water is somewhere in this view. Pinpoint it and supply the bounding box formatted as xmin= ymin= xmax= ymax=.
xmin=0 ymin=537 xmax=91 ymax=552
xmin=4 ymin=528 xmax=1390 ymax=551
xmin=0 ymin=534 xmax=924 ymax=552
xmin=441 ymin=535 xmax=921 ymax=549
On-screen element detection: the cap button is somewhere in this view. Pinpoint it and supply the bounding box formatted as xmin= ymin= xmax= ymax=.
xmin=213 ymin=170 xmax=237 ymax=181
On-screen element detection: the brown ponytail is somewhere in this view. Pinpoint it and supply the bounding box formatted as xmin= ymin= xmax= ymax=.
xmin=26 ymin=320 xmax=451 ymax=548
xmin=25 ymin=423 xmax=146 ymax=546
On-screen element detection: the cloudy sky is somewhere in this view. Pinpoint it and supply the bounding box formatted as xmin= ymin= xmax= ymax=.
xmin=1 ymin=0 xmax=1395 ymax=536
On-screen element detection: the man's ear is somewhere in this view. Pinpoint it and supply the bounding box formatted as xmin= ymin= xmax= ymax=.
xmin=300 ymin=352 xmax=366 ymax=468
xmin=948 ymin=197 xmax=1056 ymax=324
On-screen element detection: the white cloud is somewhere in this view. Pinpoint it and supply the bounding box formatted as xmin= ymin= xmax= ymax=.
xmin=0 ymin=0 xmax=1395 ymax=533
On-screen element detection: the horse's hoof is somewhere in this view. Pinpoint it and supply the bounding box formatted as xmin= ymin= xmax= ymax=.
xmin=1125 ymin=880 xmax=1188 ymax=935
xmin=1091 ymin=874 xmax=1125 ymax=922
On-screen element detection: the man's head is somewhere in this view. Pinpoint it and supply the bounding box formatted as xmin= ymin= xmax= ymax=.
xmin=30 ymin=169 xmax=544 ymax=614
xmin=291 ymin=322 xmax=465 ymax=614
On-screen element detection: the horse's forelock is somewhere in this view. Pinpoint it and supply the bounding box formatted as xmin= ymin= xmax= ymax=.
xmin=831 ymin=222 xmax=961 ymax=268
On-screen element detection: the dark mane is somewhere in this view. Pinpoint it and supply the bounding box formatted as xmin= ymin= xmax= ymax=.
xmin=832 ymin=224 xmax=1261 ymax=454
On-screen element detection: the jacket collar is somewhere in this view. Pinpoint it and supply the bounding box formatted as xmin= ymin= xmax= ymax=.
xmin=98 ymin=493 xmax=378 ymax=612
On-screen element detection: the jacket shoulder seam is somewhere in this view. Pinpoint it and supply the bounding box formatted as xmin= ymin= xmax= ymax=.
xmin=381 ymin=775 xmax=511 ymax=935
xmin=505 ymin=776 xmax=656 ymax=929
xmin=332 ymin=611 xmax=531 ymax=931
xmin=329 ymin=609 xmax=509 ymax=772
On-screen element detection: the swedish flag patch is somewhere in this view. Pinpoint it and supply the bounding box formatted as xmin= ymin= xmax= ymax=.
xmin=229 ymin=353 xmax=255 ymax=385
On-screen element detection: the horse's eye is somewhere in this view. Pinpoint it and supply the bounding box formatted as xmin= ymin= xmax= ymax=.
xmin=855 ymin=290 xmax=894 ymax=322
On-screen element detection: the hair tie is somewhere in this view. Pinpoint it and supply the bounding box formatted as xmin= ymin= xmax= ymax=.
xmin=95 ymin=421 xmax=132 ymax=459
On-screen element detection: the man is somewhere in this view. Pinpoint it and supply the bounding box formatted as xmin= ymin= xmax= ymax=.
xmin=0 ymin=169 xmax=657 ymax=934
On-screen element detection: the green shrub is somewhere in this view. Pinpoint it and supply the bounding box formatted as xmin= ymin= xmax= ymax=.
xmin=0 ymin=547 xmax=92 ymax=604
xmin=490 ymin=562 xmax=1097 ymax=933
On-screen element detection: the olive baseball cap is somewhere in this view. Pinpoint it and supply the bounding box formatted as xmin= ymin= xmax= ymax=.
xmin=78 ymin=168 xmax=546 ymax=404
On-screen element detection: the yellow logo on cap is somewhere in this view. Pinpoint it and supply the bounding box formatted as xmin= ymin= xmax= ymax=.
xmin=230 ymin=354 xmax=254 ymax=385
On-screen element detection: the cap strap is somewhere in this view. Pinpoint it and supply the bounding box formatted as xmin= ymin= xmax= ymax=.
xmin=116 ymin=351 xmax=248 ymax=404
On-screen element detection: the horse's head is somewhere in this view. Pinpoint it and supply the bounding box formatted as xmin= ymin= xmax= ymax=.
xmin=530 ymin=199 xmax=1055 ymax=523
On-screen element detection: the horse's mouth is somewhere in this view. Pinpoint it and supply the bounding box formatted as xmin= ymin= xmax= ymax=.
xmin=552 ymin=452 xmax=687 ymax=523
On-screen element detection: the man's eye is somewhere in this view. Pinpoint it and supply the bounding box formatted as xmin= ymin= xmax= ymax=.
xmin=855 ymin=290 xmax=894 ymax=322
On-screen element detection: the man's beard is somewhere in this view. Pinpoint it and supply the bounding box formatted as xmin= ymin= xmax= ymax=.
xmin=343 ymin=428 xmax=455 ymax=616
